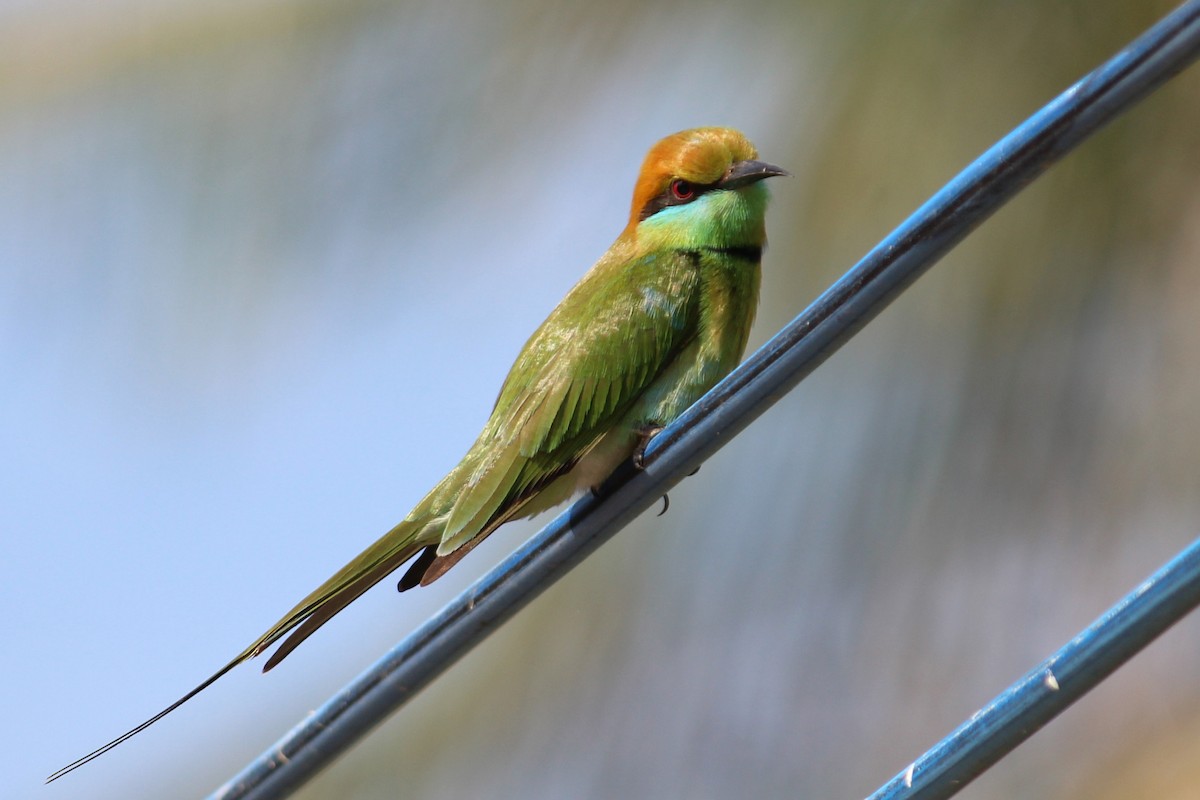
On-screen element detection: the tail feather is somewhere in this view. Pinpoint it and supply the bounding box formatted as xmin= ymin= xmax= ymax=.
xmin=46 ymin=520 xmax=430 ymax=783
xmin=49 ymin=447 xmax=543 ymax=783
xmin=397 ymin=545 xmax=438 ymax=592
xmin=262 ymin=540 xmax=424 ymax=671
xmin=46 ymin=656 xmax=245 ymax=783
xmin=247 ymin=518 xmax=430 ymax=667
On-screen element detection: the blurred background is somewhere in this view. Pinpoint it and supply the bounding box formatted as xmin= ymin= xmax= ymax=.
xmin=5 ymin=1 xmax=1200 ymax=798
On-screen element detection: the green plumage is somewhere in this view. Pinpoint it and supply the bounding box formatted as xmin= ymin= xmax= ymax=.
xmin=250 ymin=238 xmax=762 ymax=669
xmin=48 ymin=126 xmax=785 ymax=783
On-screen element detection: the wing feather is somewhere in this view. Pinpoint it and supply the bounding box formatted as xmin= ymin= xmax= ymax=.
xmin=442 ymin=440 xmax=525 ymax=552
xmin=437 ymin=249 xmax=702 ymax=552
xmin=222 ymin=250 xmax=703 ymax=671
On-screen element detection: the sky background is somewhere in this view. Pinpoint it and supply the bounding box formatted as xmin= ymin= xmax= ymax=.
xmin=5 ymin=2 xmax=1200 ymax=799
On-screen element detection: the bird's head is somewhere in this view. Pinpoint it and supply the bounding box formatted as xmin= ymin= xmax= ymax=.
xmin=626 ymin=127 xmax=787 ymax=247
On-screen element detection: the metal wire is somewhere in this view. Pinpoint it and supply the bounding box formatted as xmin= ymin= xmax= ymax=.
xmin=867 ymin=534 xmax=1200 ymax=799
xmin=211 ymin=3 xmax=1200 ymax=797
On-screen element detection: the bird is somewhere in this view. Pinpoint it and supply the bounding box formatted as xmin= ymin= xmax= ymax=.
xmin=48 ymin=126 xmax=786 ymax=782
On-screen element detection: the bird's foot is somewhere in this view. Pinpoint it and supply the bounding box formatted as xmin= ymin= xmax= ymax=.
xmin=629 ymin=422 xmax=670 ymax=514
xmin=592 ymin=423 xmax=676 ymax=512
xmin=631 ymin=423 xmax=664 ymax=470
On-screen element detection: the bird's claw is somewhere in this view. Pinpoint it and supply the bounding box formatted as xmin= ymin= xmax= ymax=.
xmin=656 ymin=494 xmax=670 ymax=516
xmin=631 ymin=423 xmax=664 ymax=470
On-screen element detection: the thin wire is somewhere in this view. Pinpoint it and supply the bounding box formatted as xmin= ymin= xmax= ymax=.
xmin=867 ymin=535 xmax=1200 ymax=799
xmin=211 ymin=3 xmax=1200 ymax=798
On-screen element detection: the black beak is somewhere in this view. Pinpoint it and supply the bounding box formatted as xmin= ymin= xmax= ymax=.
xmin=717 ymin=159 xmax=791 ymax=190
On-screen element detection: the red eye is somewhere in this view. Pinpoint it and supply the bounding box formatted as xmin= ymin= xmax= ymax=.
xmin=669 ymin=180 xmax=694 ymax=201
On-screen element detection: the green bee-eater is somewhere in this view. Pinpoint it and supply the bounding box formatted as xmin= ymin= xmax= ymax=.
xmin=50 ymin=126 xmax=786 ymax=781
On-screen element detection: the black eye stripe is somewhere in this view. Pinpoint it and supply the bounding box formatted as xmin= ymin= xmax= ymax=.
xmin=638 ymin=179 xmax=716 ymax=221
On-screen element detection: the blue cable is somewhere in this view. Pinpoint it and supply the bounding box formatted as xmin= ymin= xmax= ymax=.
xmin=212 ymin=3 xmax=1200 ymax=797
